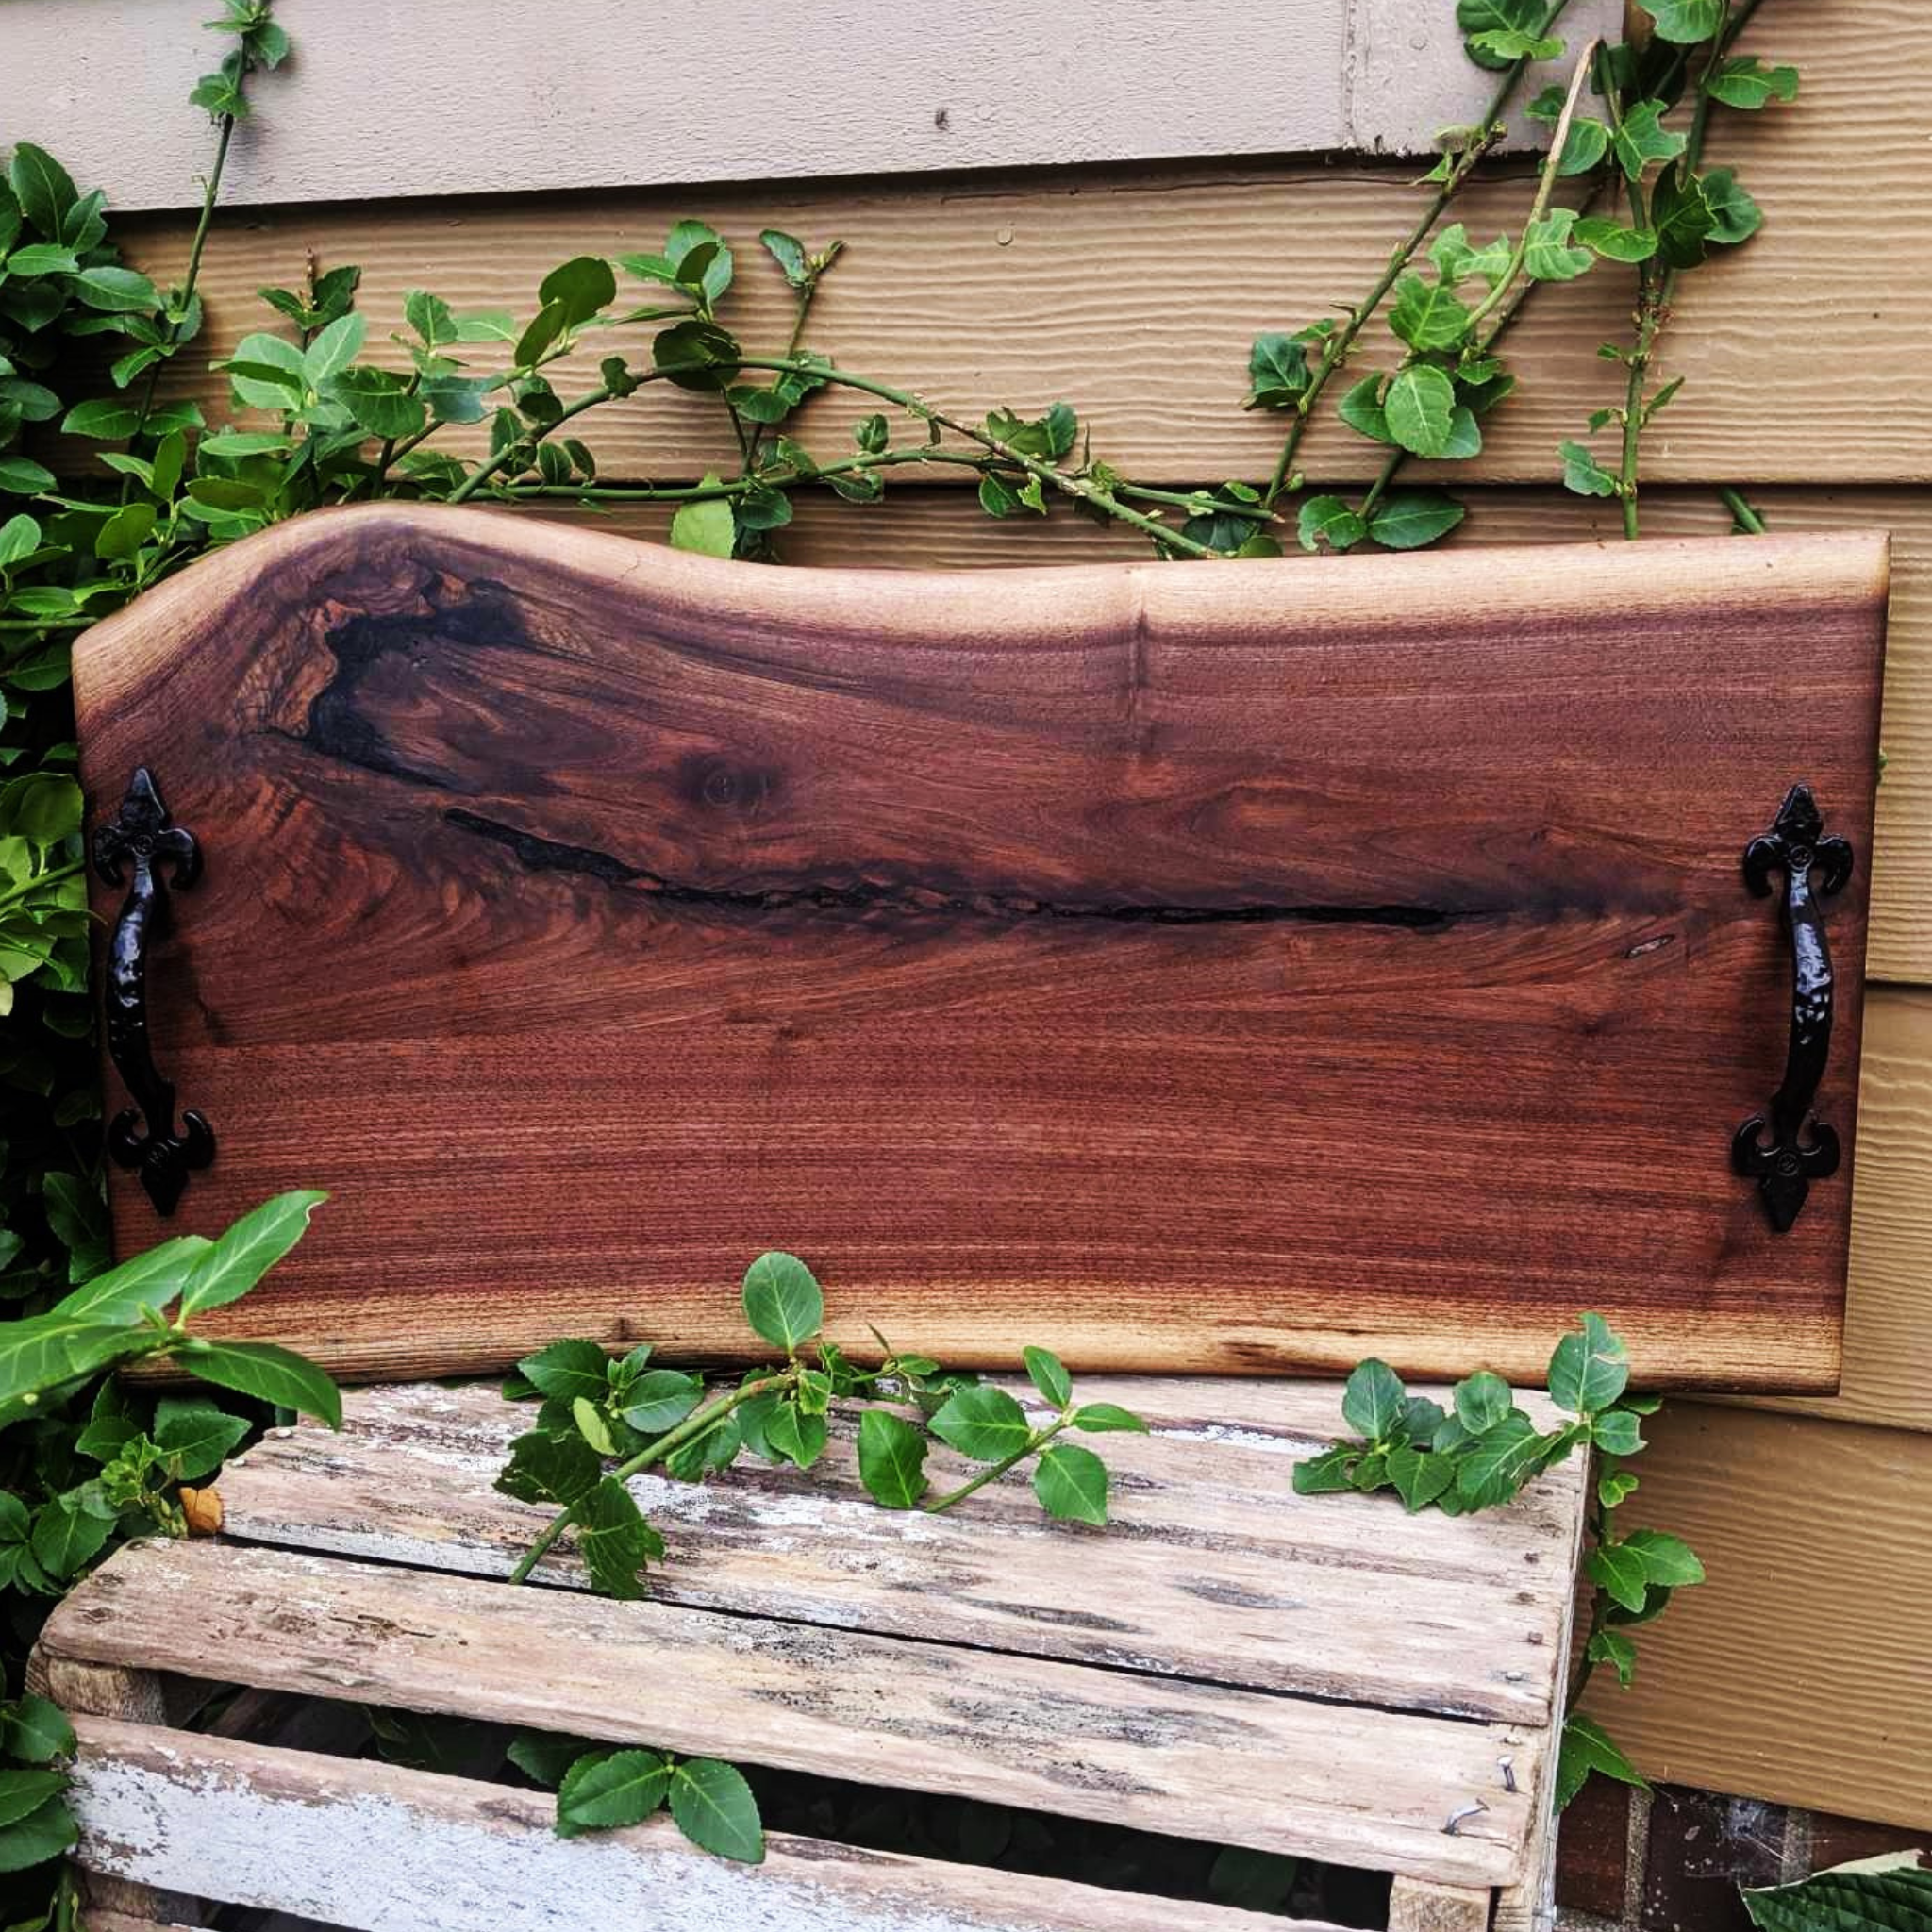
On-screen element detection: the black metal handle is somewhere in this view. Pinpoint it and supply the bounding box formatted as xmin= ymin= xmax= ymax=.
xmin=1731 ymin=785 xmax=1852 ymax=1233
xmin=91 ymin=768 xmax=214 ymax=1216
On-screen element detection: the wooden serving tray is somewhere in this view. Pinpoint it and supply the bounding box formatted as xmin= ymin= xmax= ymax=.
xmin=73 ymin=507 xmax=1888 ymax=1388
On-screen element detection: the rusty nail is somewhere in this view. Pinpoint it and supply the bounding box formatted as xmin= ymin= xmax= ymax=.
xmin=1443 ymin=1799 xmax=1491 ymax=1836
xmin=1498 ymin=1757 xmax=1518 ymax=1792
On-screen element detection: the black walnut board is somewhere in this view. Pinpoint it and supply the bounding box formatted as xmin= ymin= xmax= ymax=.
xmin=73 ymin=507 xmax=1888 ymax=1389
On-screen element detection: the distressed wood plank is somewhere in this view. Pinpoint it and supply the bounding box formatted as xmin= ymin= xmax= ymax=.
xmin=67 ymin=1717 xmax=1359 ymax=1932
xmin=1582 ymin=1403 xmax=1932 ymax=1831
xmin=1389 ymin=1878 xmax=1492 ymax=1932
xmin=214 ymin=1377 xmax=1583 ymax=1724
xmin=42 ymin=1539 xmax=1542 ymax=1886
xmin=75 ymin=508 xmax=1884 ymax=1389
xmin=95 ymin=1 xmax=1930 ymax=489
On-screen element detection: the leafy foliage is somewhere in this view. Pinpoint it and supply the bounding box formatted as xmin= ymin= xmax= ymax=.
xmin=1296 ymin=1313 xmax=1701 ymax=1814
xmin=495 ymin=1253 xmax=1147 ymax=1606
xmin=1743 ymin=1856 xmax=1932 ymax=1932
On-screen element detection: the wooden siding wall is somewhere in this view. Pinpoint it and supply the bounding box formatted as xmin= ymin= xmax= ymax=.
xmin=63 ymin=0 xmax=1932 ymax=1830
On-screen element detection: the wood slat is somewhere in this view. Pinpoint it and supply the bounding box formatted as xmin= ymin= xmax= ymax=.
xmin=41 ymin=1538 xmax=1542 ymax=1887
xmin=75 ymin=508 xmax=1884 ymax=1390
xmin=1582 ymin=1401 xmax=1932 ymax=1831
xmin=214 ymin=1377 xmax=1584 ymax=1724
xmin=68 ymin=1716 xmax=1358 ymax=1932
xmin=100 ymin=0 xmax=1930 ymax=489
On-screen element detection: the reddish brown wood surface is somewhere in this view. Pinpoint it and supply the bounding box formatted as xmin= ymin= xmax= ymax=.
xmin=73 ymin=508 xmax=1887 ymax=1386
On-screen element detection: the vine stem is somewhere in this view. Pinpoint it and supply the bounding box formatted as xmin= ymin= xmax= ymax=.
xmin=0 ymin=859 xmax=81 ymax=916
xmin=1616 ymin=0 xmax=1765 ymax=538
xmin=507 ymin=1369 xmax=796 ymax=1585
xmin=1259 ymin=0 xmax=1576 ymax=508
xmin=923 ymin=1415 xmax=1073 ymax=1513
xmin=1720 ymin=486 xmax=1766 ymax=534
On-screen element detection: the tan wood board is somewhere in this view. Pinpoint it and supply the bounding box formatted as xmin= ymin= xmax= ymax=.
xmin=96 ymin=0 xmax=1927 ymax=491
xmin=67 ymin=1716 xmax=1361 ymax=1932
xmin=1580 ymin=1400 xmax=1932 ymax=1832
xmin=41 ymin=1538 xmax=1543 ymax=1888
xmin=75 ymin=507 xmax=1885 ymax=1387
xmin=214 ymin=1377 xmax=1586 ymax=1725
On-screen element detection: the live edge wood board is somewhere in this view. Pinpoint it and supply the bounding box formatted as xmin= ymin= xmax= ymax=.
xmin=72 ymin=508 xmax=1889 ymax=1388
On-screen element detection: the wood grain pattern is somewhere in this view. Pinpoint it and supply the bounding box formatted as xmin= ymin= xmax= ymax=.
xmin=1580 ymin=1401 xmax=1932 ymax=1831
xmin=66 ymin=1717 xmax=1361 ymax=1932
xmin=214 ymin=1377 xmax=1587 ymax=1724
xmin=41 ymin=1538 xmax=1544 ymax=1887
xmin=75 ymin=507 xmax=1886 ymax=1387
xmin=97 ymin=0 xmax=1932 ymax=489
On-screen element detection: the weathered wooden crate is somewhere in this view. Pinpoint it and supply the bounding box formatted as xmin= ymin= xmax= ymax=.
xmin=35 ymin=1376 xmax=1586 ymax=1932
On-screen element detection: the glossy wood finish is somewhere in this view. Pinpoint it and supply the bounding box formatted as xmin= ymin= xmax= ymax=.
xmin=74 ymin=507 xmax=1887 ymax=1385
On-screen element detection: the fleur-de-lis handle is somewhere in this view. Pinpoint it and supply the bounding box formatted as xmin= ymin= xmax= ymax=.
xmin=91 ymin=768 xmax=215 ymax=1215
xmin=1731 ymin=785 xmax=1852 ymax=1233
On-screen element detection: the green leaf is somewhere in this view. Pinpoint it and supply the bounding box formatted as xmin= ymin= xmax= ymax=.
xmin=0 ymin=1757 xmax=78 ymax=1823
xmin=154 ymin=1402 xmax=250 ymax=1481
xmin=1587 ymin=1626 xmax=1640 ymax=1688
xmin=1383 ymin=365 xmax=1457 ymax=458
xmin=1549 ymin=1312 xmax=1630 ymax=1414
xmin=741 ymin=1251 xmax=824 ymax=1352
xmin=1456 ymin=0 xmax=1547 ymax=70
xmin=179 ymin=1341 xmax=342 ymax=1427
xmin=1705 ymin=58 xmax=1800 ymax=111
xmin=669 ymin=480 xmax=735 ymax=559
xmin=1457 ymin=1411 xmax=1549 ymax=1505
xmin=1468 ymin=27 xmax=1562 ymax=61
xmin=857 ymin=1407 xmax=929 ymax=1508
xmin=1430 ymin=223 xmax=1511 ymax=286
xmin=518 ymin=1339 xmax=611 ymax=1404
xmin=0 ymin=1695 xmax=74 ymax=1763
xmin=330 ymin=366 xmax=426 ymax=440
xmin=404 ymin=288 xmax=458 ymax=347
xmin=30 ymin=1497 xmax=113 ymax=1578
xmin=538 ymin=256 xmax=617 ymax=327
xmin=1453 ymin=1371 xmax=1514 ymax=1434
xmin=1588 ymin=1541 xmax=1650 ymax=1612
xmin=1297 ymin=494 xmax=1366 ymax=554
xmin=977 ymin=472 xmax=1021 ymax=518
xmin=651 ymin=319 xmax=741 ymax=391
xmin=1341 ymin=1358 xmax=1406 ymax=1440
xmin=557 ymin=1748 xmax=672 ymax=1836
xmin=1390 ymin=273 xmax=1474 ymax=352
xmin=1574 ymin=219 xmax=1658 ymax=263
xmin=508 ymin=1732 xmax=603 ymax=1788
xmin=1243 ymin=332 xmax=1311 ymax=410
xmin=670 ymin=1757 xmax=764 ymax=1864
xmin=1560 ymin=440 xmax=1621 ymax=499
xmin=180 ymin=1190 xmax=326 ymax=1316
xmin=1386 ymin=1443 xmax=1456 ymax=1512
xmin=572 ymin=1395 xmax=618 ymax=1456
xmin=1337 ymin=374 xmax=1394 ymax=444
xmin=0 ymin=513 xmax=41 ymax=571
xmin=1033 ymin=1441 xmax=1108 ymax=1524
xmin=3 ymin=244 xmax=78 ymax=276
xmin=1643 ymin=0 xmax=1724 ymax=43
xmin=496 ymin=1428 xmax=602 ymax=1509
xmin=1368 ymin=491 xmax=1465 ymax=550
xmin=0 ymin=1792 xmax=77 ymax=1872
xmin=0 ymin=1315 xmax=150 ymax=1413
xmin=1612 ymin=100 xmax=1687 ymax=182
xmin=619 ymin=1369 xmax=704 ymax=1435
xmin=664 ymin=221 xmax=735 ymax=306
xmin=0 ymin=456 xmax=54 ymax=495
xmin=1743 ymin=1857 xmax=1932 ymax=1932
xmin=1555 ymin=1713 xmax=1649 ymax=1811
xmin=929 ymin=1383 xmax=1033 ymax=1462
xmin=70 ymin=264 xmax=162 ymax=314
xmin=1071 ymin=1402 xmax=1148 ymax=1434
xmin=1652 ymin=164 xmax=1717 ymax=267
xmin=221 ymin=330 xmax=307 ymax=410
xmin=1701 ymin=167 xmax=1763 ymax=245
xmin=760 ymin=229 xmax=811 ymax=286
xmin=8 ymin=144 xmax=75 ymax=240
xmin=56 ymin=1235 xmax=209 ymax=1322
xmin=1023 ymin=1346 xmax=1072 ymax=1409
xmin=1591 ymin=1408 xmax=1645 ymax=1456
xmin=576 ymin=1475 xmax=663 ymax=1599
xmin=1292 ymin=1445 xmax=1358 ymax=1495
xmin=1522 ymin=208 xmax=1593 ymax=281
xmin=1620 ymin=1527 xmax=1705 ymax=1587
